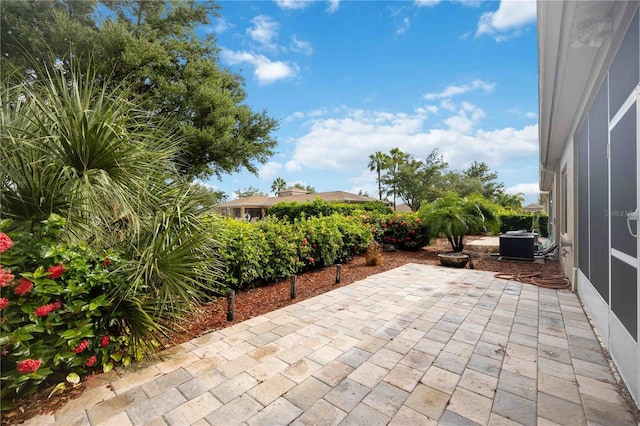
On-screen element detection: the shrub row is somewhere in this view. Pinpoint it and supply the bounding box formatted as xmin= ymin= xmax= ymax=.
xmin=499 ymin=212 xmax=549 ymax=237
xmin=267 ymin=199 xmax=391 ymax=220
xmin=0 ymin=216 xmax=146 ymax=407
xmin=205 ymin=214 xmax=374 ymax=289
xmin=364 ymin=213 xmax=430 ymax=250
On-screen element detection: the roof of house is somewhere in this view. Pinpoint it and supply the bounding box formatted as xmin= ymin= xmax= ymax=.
xmin=215 ymin=191 xmax=378 ymax=209
xmin=395 ymin=203 xmax=413 ymax=213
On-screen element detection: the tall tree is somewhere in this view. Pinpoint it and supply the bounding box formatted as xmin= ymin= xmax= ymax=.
xmin=233 ymin=187 xmax=266 ymax=199
xmin=1 ymin=0 xmax=279 ymax=180
xmin=395 ymin=149 xmax=448 ymax=211
xmin=383 ymin=147 xmax=410 ymax=208
xmin=271 ymin=177 xmax=287 ymax=196
xmin=367 ymin=151 xmax=390 ymax=201
xmin=292 ymin=183 xmax=315 ymax=193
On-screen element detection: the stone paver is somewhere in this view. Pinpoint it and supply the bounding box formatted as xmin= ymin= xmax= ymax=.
xmin=44 ymin=264 xmax=637 ymax=426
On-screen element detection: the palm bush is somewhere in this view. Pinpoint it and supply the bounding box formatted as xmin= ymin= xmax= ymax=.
xmin=418 ymin=192 xmax=499 ymax=252
xmin=1 ymin=58 xmax=223 ymax=349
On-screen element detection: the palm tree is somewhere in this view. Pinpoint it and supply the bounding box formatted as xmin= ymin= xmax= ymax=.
xmin=368 ymin=151 xmax=390 ymax=201
xmin=1 ymin=57 xmax=223 ymax=344
xmin=419 ymin=192 xmax=500 ymax=252
xmin=387 ymin=147 xmax=410 ymax=209
xmin=271 ymin=177 xmax=287 ymax=196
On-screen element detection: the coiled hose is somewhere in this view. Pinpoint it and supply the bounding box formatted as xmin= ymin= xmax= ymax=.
xmin=494 ymin=272 xmax=570 ymax=289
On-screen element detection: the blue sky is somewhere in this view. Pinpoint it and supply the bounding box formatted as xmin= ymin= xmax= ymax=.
xmin=199 ymin=0 xmax=539 ymax=204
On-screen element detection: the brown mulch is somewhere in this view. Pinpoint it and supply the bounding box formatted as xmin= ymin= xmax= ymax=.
xmin=3 ymin=238 xmax=563 ymax=425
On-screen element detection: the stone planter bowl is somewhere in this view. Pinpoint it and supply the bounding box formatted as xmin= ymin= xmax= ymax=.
xmin=438 ymin=253 xmax=470 ymax=268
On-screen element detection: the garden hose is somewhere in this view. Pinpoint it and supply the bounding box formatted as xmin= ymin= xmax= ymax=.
xmin=493 ymin=272 xmax=570 ymax=289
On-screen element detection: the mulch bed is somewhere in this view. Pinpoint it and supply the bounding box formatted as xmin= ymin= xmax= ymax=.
xmin=3 ymin=238 xmax=563 ymax=424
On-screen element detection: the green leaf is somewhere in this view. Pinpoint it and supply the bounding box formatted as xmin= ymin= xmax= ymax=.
xmin=103 ymin=362 xmax=114 ymax=373
xmin=60 ymin=329 xmax=82 ymax=340
xmin=66 ymin=373 xmax=80 ymax=385
xmin=48 ymin=382 xmax=67 ymax=398
xmin=110 ymin=353 xmax=122 ymax=362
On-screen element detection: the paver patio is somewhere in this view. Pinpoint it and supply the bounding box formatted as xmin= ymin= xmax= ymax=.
xmin=26 ymin=264 xmax=637 ymax=425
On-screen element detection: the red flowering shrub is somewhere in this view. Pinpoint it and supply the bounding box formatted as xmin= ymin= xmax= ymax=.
xmin=102 ymin=259 xmax=111 ymax=267
xmin=1 ymin=215 xmax=144 ymax=407
xmin=101 ymin=336 xmax=110 ymax=347
xmin=72 ymin=340 xmax=89 ymax=354
xmin=0 ymin=266 xmax=14 ymax=287
xmin=86 ymin=356 xmax=97 ymax=367
xmin=14 ymin=278 xmax=33 ymax=296
xmin=47 ymin=264 xmax=66 ymax=279
xmin=16 ymin=359 xmax=42 ymax=374
xmin=367 ymin=213 xmax=429 ymax=250
xmin=0 ymin=233 xmax=13 ymax=253
xmin=34 ymin=301 xmax=62 ymax=317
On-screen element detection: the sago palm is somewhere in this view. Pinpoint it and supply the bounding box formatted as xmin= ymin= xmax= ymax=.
xmin=419 ymin=192 xmax=499 ymax=252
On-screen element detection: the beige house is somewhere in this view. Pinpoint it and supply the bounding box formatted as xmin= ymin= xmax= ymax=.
xmin=538 ymin=0 xmax=639 ymax=404
xmin=214 ymin=188 xmax=378 ymax=220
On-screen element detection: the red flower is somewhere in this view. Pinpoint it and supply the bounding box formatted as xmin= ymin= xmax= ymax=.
xmin=0 ymin=267 xmax=14 ymax=287
xmin=402 ymin=221 xmax=408 ymax=226
xmin=101 ymin=336 xmax=109 ymax=347
xmin=0 ymin=233 xmax=13 ymax=253
xmin=102 ymin=259 xmax=111 ymax=267
xmin=0 ymin=298 xmax=8 ymax=310
xmin=86 ymin=356 xmax=98 ymax=367
xmin=17 ymin=359 xmax=41 ymax=374
xmin=35 ymin=301 xmax=62 ymax=317
xmin=47 ymin=264 xmax=66 ymax=279
xmin=415 ymin=218 xmax=421 ymax=223
xmin=14 ymin=278 xmax=33 ymax=296
xmin=309 ymin=257 xmax=315 ymax=264
xmin=302 ymin=238 xmax=307 ymax=245
xmin=72 ymin=340 xmax=89 ymax=354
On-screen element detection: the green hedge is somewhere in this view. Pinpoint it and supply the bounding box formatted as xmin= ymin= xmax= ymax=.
xmin=267 ymin=199 xmax=391 ymax=220
xmin=205 ymin=214 xmax=374 ymax=289
xmin=499 ymin=213 xmax=548 ymax=237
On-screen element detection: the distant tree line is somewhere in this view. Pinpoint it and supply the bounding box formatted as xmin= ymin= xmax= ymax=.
xmin=368 ymin=148 xmax=525 ymax=211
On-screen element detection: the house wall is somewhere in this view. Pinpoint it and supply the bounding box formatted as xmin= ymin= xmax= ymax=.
xmin=574 ymin=9 xmax=640 ymax=404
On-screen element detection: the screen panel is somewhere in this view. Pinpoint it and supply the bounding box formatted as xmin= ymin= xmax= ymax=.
xmin=577 ymin=120 xmax=590 ymax=277
xmin=589 ymin=79 xmax=610 ymax=302
xmin=609 ymin=11 xmax=639 ymax=120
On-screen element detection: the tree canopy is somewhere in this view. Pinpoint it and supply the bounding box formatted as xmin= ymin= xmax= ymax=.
xmin=367 ymin=148 xmax=524 ymax=211
xmin=1 ymin=0 xmax=279 ymax=180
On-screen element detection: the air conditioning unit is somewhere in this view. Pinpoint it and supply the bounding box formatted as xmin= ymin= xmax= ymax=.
xmin=499 ymin=232 xmax=536 ymax=261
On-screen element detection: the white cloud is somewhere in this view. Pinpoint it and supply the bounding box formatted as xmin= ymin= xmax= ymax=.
xmin=525 ymin=111 xmax=537 ymax=119
xmin=506 ymin=182 xmax=539 ymax=195
xmin=221 ymin=49 xmax=298 ymax=85
xmin=476 ymin=0 xmax=537 ymax=41
xmin=396 ymin=17 xmax=411 ymax=35
xmin=203 ymin=18 xmax=234 ymax=35
xmin=414 ymin=0 xmax=441 ymax=7
xmin=258 ymin=161 xmax=283 ymax=180
xmin=285 ymin=105 xmax=538 ymax=177
xmin=291 ymin=35 xmax=313 ymax=55
xmin=424 ymin=79 xmax=494 ymax=100
xmin=327 ymin=0 xmax=340 ymax=13
xmin=247 ymin=15 xmax=280 ymax=48
xmin=194 ymin=180 xmax=219 ymax=191
xmin=275 ymin=0 xmax=310 ymax=10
